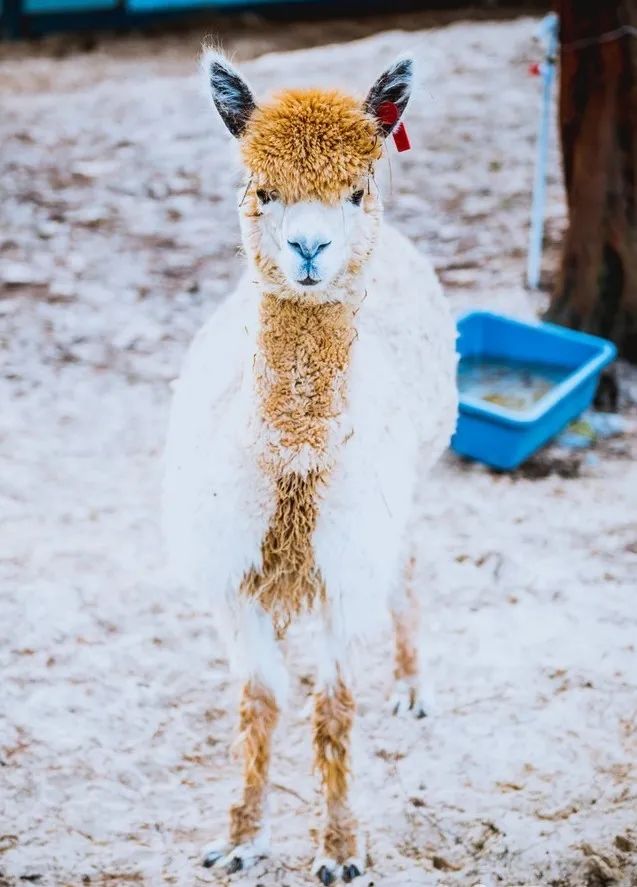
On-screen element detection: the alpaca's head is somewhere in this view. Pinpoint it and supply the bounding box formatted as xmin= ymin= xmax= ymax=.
xmin=204 ymin=52 xmax=413 ymax=298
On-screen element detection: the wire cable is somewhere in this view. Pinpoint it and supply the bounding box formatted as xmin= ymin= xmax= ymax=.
xmin=561 ymin=24 xmax=637 ymax=52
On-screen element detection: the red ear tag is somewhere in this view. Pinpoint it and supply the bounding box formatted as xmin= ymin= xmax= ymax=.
xmin=376 ymin=101 xmax=411 ymax=152
xmin=392 ymin=122 xmax=411 ymax=152
xmin=377 ymin=100 xmax=399 ymax=127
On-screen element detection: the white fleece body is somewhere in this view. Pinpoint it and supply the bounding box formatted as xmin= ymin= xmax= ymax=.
xmin=162 ymin=222 xmax=458 ymax=643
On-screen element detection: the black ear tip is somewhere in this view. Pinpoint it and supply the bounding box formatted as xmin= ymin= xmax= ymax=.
xmin=202 ymin=51 xmax=256 ymax=138
xmin=201 ymin=48 xmax=239 ymax=83
xmin=393 ymin=57 xmax=414 ymax=77
xmin=208 ymin=58 xmax=238 ymax=89
xmin=209 ymin=59 xmax=230 ymax=80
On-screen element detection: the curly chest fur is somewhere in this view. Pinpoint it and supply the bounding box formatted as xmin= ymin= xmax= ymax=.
xmin=242 ymin=294 xmax=356 ymax=634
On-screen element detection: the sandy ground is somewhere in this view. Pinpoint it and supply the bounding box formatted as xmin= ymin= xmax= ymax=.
xmin=2 ymin=13 xmax=637 ymax=887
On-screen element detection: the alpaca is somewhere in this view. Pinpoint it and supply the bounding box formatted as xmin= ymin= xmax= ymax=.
xmin=162 ymin=50 xmax=458 ymax=884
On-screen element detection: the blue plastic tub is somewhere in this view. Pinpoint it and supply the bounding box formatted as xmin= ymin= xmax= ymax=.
xmin=451 ymin=311 xmax=617 ymax=470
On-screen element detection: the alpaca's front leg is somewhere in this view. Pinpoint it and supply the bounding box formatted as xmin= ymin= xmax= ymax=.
xmin=203 ymin=605 xmax=285 ymax=874
xmin=231 ymin=678 xmax=278 ymax=838
xmin=311 ymin=644 xmax=365 ymax=885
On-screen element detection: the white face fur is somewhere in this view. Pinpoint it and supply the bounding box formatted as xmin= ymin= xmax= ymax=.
xmin=240 ymin=185 xmax=382 ymax=296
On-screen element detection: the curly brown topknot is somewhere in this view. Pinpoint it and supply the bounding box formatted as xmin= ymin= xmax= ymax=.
xmin=240 ymin=89 xmax=382 ymax=204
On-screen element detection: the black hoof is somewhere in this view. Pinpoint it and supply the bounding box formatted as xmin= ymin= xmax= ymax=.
xmin=342 ymin=863 xmax=361 ymax=882
xmin=202 ymin=851 xmax=223 ymax=868
xmin=226 ymin=856 xmax=244 ymax=875
xmin=317 ymin=865 xmax=335 ymax=885
xmin=416 ymin=707 xmax=428 ymax=719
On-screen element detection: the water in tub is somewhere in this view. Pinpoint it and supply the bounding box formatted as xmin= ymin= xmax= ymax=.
xmin=458 ymin=356 xmax=571 ymax=411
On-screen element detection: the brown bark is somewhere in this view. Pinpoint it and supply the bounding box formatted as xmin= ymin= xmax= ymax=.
xmin=547 ymin=0 xmax=637 ymax=363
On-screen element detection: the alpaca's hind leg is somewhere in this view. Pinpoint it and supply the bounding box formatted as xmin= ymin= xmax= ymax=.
xmin=390 ymin=556 xmax=432 ymax=719
xmin=202 ymin=604 xmax=286 ymax=874
xmin=311 ymin=635 xmax=365 ymax=885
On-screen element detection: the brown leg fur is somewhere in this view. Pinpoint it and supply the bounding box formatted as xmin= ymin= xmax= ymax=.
xmin=392 ymin=607 xmax=419 ymax=684
xmin=229 ymin=680 xmax=279 ymax=846
xmin=392 ymin=558 xmax=422 ymax=709
xmin=312 ymin=676 xmax=358 ymax=863
xmin=393 ymin=557 xmax=420 ymax=677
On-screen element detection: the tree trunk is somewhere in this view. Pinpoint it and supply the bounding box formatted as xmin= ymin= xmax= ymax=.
xmin=546 ymin=0 xmax=637 ymax=363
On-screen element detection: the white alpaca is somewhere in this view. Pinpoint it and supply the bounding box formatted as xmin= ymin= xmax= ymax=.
xmin=163 ymin=51 xmax=457 ymax=884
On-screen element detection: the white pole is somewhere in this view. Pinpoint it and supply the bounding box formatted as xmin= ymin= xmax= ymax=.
xmin=527 ymin=12 xmax=560 ymax=290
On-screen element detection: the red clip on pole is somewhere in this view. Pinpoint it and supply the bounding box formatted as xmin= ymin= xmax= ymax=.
xmin=377 ymin=101 xmax=411 ymax=153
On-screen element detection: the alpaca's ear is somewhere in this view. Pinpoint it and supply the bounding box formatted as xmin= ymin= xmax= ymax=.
xmin=364 ymin=57 xmax=414 ymax=136
xmin=202 ymin=49 xmax=256 ymax=138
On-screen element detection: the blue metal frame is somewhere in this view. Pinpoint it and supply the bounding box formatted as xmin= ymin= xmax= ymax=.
xmin=1 ymin=0 xmax=434 ymax=39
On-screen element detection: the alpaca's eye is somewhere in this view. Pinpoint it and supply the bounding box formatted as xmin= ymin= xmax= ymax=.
xmin=349 ymin=189 xmax=365 ymax=207
xmin=256 ymin=189 xmax=278 ymax=205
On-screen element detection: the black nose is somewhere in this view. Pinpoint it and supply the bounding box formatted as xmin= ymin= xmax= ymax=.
xmin=287 ymin=239 xmax=331 ymax=261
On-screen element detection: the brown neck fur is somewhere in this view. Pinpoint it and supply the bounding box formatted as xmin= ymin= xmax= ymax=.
xmin=241 ymin=292 xmax=356 ymax=635
xmin=257 ymin=292 xmax=356 ymax=459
